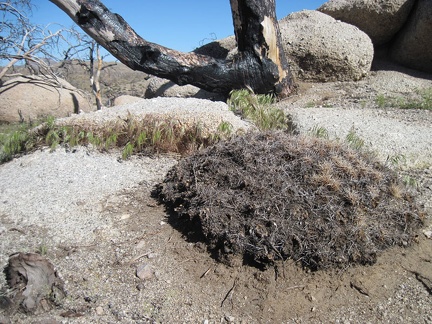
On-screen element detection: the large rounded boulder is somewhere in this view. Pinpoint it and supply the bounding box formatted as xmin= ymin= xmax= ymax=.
xmin=318 ymin=0 xmax=416 ymax=46
xmin=279 ymin=10 xmax=373 ymax=82
xmin=0 ymin=75 xmax=92 ymax=123
xmin=390 ymin=0 xmax=432 ymax=73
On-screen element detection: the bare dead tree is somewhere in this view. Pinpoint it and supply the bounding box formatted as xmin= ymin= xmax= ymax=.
xmin=88 ymin=41 xmax=116 ymax=109
xmin=60 ymin=35 xmax=117 ymax=110
xmin=49 ymin=0 xmax=295 ymax=98
xmin=0 ymin=0 xmax=82 ymax=82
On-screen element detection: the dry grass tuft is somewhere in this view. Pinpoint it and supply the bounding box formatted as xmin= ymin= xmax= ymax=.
xmin=155 ymin=131 xmax=425 ymax=270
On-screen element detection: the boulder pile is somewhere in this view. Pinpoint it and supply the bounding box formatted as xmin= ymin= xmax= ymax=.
xmin=319 ymin=0 xmax=432 ymax=73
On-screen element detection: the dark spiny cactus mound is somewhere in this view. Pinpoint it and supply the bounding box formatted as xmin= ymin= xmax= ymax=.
xmin=155 ymin=132 xmax=424 ymax=270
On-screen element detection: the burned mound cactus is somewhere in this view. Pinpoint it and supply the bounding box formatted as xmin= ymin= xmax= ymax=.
xmin=156 ymin=132 xmax=424 ymax=270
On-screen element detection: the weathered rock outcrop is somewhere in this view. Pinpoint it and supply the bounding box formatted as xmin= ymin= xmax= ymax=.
xmin=390 ymin=0 xmax=432 ymax=73
xmin=144 ymin=76 xmax=224 ymax=101
xmin=192 ymin=36 xmax=237 ymax=60
xmin=0 ymin=75 xmax=92 ymax=123
xmin=318 ymin=0 xmax=416 ymax=46
xmin=279 ymin=10 xmax=373 ymax=82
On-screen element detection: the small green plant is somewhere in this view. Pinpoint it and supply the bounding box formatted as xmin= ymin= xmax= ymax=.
xmin=104 ymin=133 xmax=118 ymax=150
xmin=397 ymin=88 xmax=432 ymax=110
xmin=0 ymin=124 xmax=32 ymax=163
xmin=402 ymin=175 xmax=418 ymax=188
xmin=209 ymin=121 xmax=234 ymax=142
xmin=217 ymin=121 xmax=233 ymax=135
xmin=37 ymin=244 xmax=48 ymax=255
xmin=151 ymin=128 xmax=162 ymax=146
xmin=386 ymin=154 xmax=407 ymax=168
xmin=87 ymin=132 xmax=103 ymax=148
xmin=44 ymin=117 xmax=73 ymax=149
xmin=228 ymin=89 xmax=292 ymax=131
xmin=375 ymin=94 xmax=387 ymax=108
xmin=345 ymin=127 xmax=365 ymax=150
xmin=122 ymin=142 xmax=134 ymax=160
xmin=309 ymin=125 xmax=329 ymax=139
xmin=136 ymin=131 xmax=147 ymax=151
xmin=69 ymin=130 xmax=86 ymax=147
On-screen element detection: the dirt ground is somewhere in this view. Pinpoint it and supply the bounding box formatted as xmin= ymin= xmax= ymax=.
xmin=1 ymin=60 xmax=432 ymax=323
xmin=3 ymin=179 xmax=431 ymax=323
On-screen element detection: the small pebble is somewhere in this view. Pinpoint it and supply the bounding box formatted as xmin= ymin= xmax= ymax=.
xmin=147 ymin=252 xmax=158 ymax=259
xmin=136 ymin=263 xmax=154 ymax=280
xmin=423 ymin=229 xmax=432 ymax=239
xmin=135 ymin=240 xmax=146 ymax=250
xmin=95 ymin=306 xmax=104 ymax=315
xmin=120 ymin=213 xmax=130 ymax=220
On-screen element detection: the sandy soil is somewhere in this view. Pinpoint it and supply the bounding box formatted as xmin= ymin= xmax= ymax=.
xmin=1 ymin=61 xmax=432 ymax=323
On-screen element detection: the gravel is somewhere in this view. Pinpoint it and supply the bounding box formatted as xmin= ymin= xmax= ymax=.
xmin=0 ymin=147 xmax=176 ymax=247
xmin=288 ymin=107 xmax=432 ymax=168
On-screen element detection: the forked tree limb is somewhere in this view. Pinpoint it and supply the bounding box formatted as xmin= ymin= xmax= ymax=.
xmin=49 ymin=0 xmax=295 ymax=97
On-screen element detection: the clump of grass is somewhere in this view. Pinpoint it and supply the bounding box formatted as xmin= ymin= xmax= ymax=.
xmin=156 ymin=131 xmax=425 ymax=270
xmin=375 ymin=88 xmax=432 ymax=110
xmin=0 ymin=122 xmax=34 ymax=163
xmin=309 ymin=125 xmax=329 ymax=139
xmin=309 ymin=125 xmax=366 ymax=150
xmin=228 ymin=89 xmax=294 ymax=131
xmin=375 ymin=94 xmax=388 ymax=108
xmin=37 ymin=244 xmax=48 ymax=256
xmin=397 ymin=88 xmax=432 ymax=110
xmin=122 ymin=142 xmax=134 ymax=160
xmin=386 ymin=154 xmax=407 ymax=168
xmin=345 ymin=127 xmax=365 ymax=150
xmin=0 ymin=114 xmax=236 ymax=164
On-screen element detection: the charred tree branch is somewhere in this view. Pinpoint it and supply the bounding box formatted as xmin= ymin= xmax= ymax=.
xmin=50 ymin=0 xmax=294 ymax=97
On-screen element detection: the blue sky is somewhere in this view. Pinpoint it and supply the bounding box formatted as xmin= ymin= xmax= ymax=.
xmin=33 ymin=1 xmax=327 ymax=53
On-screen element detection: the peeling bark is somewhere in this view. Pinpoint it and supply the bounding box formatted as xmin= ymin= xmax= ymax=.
xmin=229 ymin=0 xmax=293 ymax=97
xmin=50 ymin=0 xmax=295 ymax=98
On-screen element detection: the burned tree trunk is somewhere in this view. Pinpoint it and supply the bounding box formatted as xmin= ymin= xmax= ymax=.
xmin=230 ymin=0 xmax=293 ymax=97
xmin=49 ymin=0 xmax=295 ymax=98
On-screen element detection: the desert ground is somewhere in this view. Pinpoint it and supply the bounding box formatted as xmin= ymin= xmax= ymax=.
xmin=0 ymin=60 xmax=431 ymax=323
